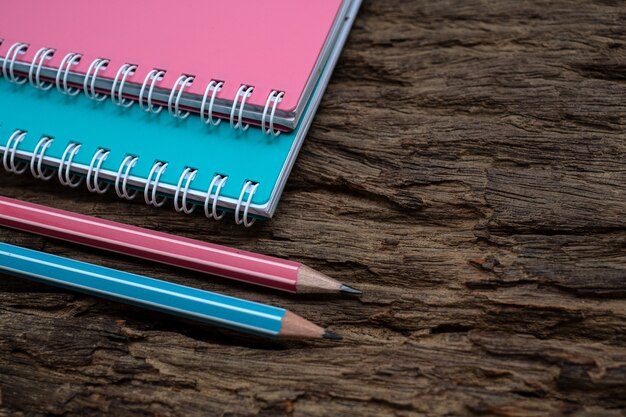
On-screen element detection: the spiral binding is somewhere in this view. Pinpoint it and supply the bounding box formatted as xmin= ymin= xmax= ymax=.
xmin=58 ymin=142 xmax=83 ymax=187
xmin=168 ymin=74 xmax=194 ymax=119
xmin=111 ymin=64 xmax=137 ymax=107
xmin=86 ymin=148 xmax=110 ymax=193
xmin=30 ymin=136 xmax=55 ymax=180
xmin=174 ymin=167 xmax=197 ymax=214
xmin=139 ymin=69 xmax=166 ymax=114
xmin=84 ymin=58 xmax=110 ymax=101
xmin=0 ymin=41 xmax=286 ymax=134
xmin=3 ymin=130 xmax=28 ymax=174
xmin=230 ymin=85 xmax=254 ymax=131
xmin=262 ymin=90 xmax=285 ymax=137
xmin=2 ymin=42 xmax=28 ymax=84
xmin=1 ymin=129 xmax=260 ymax=226
xmin=29 ymin=47 xmax=55 ymax=90
xmin=144 ymin=161 xmax=168 ymax=207
xmin=115 ymin=155 xmax=139 ymax=199
xmin=205 ymin=174 xmax=228 ymax=220
xmin=235 ymin=181 xmax=259 ymax=227
xmin=200 ymin=80 xmax=224 ymax=126
xmin=55 ymin=52 xmax=82 ymax=96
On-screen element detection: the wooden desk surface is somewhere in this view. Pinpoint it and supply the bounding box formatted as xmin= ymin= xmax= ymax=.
xmin=1 ymin=1 xmax=625 ymax=416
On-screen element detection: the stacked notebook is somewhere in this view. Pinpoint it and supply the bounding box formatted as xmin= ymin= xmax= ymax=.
xmin=0 ymin=0 xmax=361 ymax=226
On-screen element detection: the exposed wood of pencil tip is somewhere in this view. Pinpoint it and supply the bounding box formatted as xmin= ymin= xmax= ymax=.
xmin=278 ymin=310 xmax=341 ymax=341
xmin=296 ymin=264 xmax=362 ymax=295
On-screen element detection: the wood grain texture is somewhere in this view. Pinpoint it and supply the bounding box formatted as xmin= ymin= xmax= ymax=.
xmin=1 ymin=1 xmax=625 ymax=416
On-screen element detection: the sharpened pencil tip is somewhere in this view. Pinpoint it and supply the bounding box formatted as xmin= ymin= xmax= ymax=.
xmin=323 ymin=330 xmax=342 ymax=341
xmin=340 ymin=284 xmax=362 ymax=296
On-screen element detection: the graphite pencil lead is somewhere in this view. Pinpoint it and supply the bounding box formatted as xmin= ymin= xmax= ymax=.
xmin=323 ymin=330 xmax=342 ymax=341
xmin=339 ymin=284 xmax=362 ymax=296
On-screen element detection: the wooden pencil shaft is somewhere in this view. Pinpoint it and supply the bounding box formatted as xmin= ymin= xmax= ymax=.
xmin=0 ymin=242 xmax=328 ymax=340
xmin=0 ymin=196 xmax=303 ymax=292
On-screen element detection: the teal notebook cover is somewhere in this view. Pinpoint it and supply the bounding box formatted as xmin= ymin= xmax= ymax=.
xmin=0 ymin=79 xmax=295 ymax=217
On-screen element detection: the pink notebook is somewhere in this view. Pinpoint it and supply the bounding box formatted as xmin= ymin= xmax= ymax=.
xmin=0 ymin=0 xmax=345 ymax=129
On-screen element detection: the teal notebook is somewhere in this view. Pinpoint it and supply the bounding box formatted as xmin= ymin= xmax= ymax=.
xmin=0 ymin=80 xmax=294 ymax=225
xmin=0 ymin=0 xmax=360 ymax=226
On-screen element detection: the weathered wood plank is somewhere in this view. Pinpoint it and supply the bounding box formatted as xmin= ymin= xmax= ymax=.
xmin=1 ymin=0 xmax=625 ymax=416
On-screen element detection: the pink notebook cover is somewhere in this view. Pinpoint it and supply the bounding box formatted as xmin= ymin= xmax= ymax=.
xmin=0 ymin=0 xmax=343 ymax=113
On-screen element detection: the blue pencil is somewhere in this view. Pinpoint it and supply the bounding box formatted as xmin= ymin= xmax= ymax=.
xmin=0 ymin=242 xmax=339 ymax=340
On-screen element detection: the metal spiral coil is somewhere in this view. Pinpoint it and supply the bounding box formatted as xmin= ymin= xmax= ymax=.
xmin=144 ymin=161 xmax=169 ymax=207
xmin=111 ymin=63 xmax=137 ymax=107
xmin=28 ymin=47 xmax=55 ymax=90
xmin=2 ymin=42 xmax=29 ymax=84
xmin=58 ymin=142 xmax=83 ymax=187
xmin=262 ymin=90 xmax=284 ymax=136
xmin=1 ymin=42 xmax=287 ymax=132
xmin=230 ymin=85 xmax=254 ymax=131
xmin=235 ymin=180 xmax=259 ymax=228
xmin=139 ymin=69 xmax=166 ymax=114
xmin=174 ymin=167 xmax=198 ymax=214
xmin=55 ymin=52 xmax=82 ymax=96
xmin=200 ymin=80 xmax=224 ymax=126
xmin=86 ymin=148 xmax=111 ymax=194
xmin=204 ymin=174 xmax=228 ymax=220
xmin=114 ymin=155 xmax=139 ymax=199
xmin=30 ymin=136 xmax=55 ymax=180
xmin=84 ymin=58 xmax=110 ymax=101
xmin=1 ymin=130 xmax=263 ymax=226
xmin=3 ymin=130 xmax=29 ymax=174
xmin=168 ymin=74 xmax=194 ymax=119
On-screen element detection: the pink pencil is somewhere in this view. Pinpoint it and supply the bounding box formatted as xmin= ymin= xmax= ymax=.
xmin=0 ymin=196 xmax=361 ymax=295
